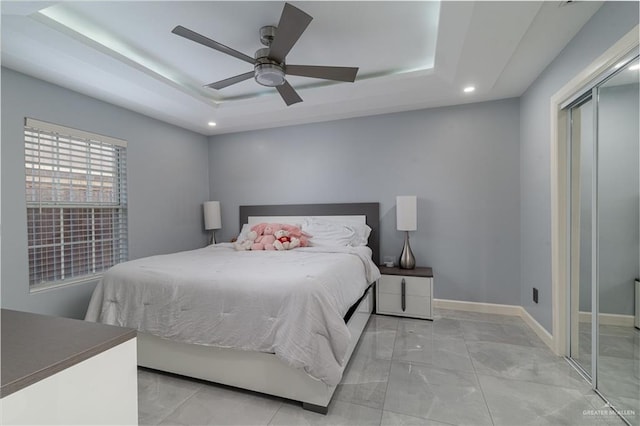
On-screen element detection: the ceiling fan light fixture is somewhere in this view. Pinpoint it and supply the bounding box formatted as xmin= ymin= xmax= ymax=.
xmin=255 ymin=63 xmax=286 ymax=87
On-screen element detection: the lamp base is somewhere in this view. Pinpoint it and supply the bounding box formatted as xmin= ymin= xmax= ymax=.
xmin=399 ymin=231 xmax=416 ymax=269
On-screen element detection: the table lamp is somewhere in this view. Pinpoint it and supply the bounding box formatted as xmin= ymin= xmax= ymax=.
xmin=204 ymin=201 xmax=221 ymax=244
xmin=396 ymin=196 xmax=417 ymax=269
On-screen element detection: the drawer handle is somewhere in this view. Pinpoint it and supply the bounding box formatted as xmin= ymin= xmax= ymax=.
xmin=401 ymin=278 xmax=406 ymax=312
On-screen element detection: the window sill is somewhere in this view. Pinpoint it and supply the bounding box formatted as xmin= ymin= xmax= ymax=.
xmin=29 ymin=274 xmax=103 ymax=294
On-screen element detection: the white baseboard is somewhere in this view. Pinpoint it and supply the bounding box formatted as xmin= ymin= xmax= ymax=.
xmin=578 ymin=311 xmax=635 ymax=327
xmin=519 ymin=307 xmax=555 ymax=351
xmin=434 ymin=299 xmax=555 ymax=352
xmin=433 ymin=299 xmax=522 ymax=316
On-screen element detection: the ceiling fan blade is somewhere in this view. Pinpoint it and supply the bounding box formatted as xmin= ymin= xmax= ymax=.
xmin=172 ymin=25 xmax=256 ymax=65
xmin=276 ymin=80 xmax=303 ymax=106
xmin=205 ymin=71 xmax=255 ymax=90
xmin=268 ymin=3 xmax=313 ymax=63
xmin=286 ymin=65 xmax=359 ymax=82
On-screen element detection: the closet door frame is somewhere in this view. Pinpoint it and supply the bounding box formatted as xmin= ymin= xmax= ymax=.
xmin=549 ymin=26 xmax=638 ymax=358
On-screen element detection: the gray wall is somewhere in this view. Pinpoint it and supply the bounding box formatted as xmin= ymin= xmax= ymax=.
xmin=519 ymin=1 xmax=639 ymax=331
xmin=1 ymin=68 xmax=210 ymax=319
xmin=209 ymin=98 xmax=521 ymax=305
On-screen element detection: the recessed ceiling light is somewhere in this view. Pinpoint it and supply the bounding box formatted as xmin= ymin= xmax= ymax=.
xmin=208 ymin=121 xmax=217 ymax=127
xmin=463 ymin=86 xmax=475 ymax=93
xmin=628 ymin=64 xmax=640 ymax=71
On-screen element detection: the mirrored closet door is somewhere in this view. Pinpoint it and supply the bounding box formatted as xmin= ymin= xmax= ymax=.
xmin=567 ymin=54 xmax=640 ymax=426
xmin=569 ymin=94 xmax=595 ymax=379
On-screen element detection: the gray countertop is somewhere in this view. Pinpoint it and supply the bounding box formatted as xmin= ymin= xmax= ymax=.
xmin=378 ymin=266 xmax=433 ymax=278
xmin=1 ymin=309 xmax=136 ymax=398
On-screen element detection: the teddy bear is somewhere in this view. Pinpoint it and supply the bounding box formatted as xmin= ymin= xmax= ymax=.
xmin=234 ymin=229 xmax=277 ymax=251
xmin=279 ymin=224 xmax=311 ymax=247
xmin=252 ymin=233 xmax=276 ymax=251
xmin=273 ymin=229 xmax=301 ymax=250
xmin=235 ymin=223 xmax=308 ymax=251
xmin=251 ymin=223 xmax=281 ymax=250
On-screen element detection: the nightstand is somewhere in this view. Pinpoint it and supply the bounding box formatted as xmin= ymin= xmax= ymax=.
xmin=376 ymin=266 xmax=433 ymax=320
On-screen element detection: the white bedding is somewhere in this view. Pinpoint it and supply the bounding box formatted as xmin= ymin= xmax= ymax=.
xmin=85 ymin=244 xmax=380 ymax=386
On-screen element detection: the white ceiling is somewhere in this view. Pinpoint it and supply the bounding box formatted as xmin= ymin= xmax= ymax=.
xmin=1 ymin=1 xmax=603 ymax=136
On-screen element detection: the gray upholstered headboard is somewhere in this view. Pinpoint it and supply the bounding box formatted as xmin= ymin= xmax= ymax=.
xmin=239 ymin=203 xmax=380 ymax=266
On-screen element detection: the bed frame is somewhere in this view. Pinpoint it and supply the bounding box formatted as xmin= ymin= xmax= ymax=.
xmin=137 ymin=202 xmax=380 ymax=413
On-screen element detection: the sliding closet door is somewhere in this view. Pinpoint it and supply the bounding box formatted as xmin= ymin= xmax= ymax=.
xmin=568 ymin=96 xmax=595 ymax=378
xmin=596 ymin=57 xmax=640 ymax=424
xmin=565 ymin=52 xmax=639 ymax=425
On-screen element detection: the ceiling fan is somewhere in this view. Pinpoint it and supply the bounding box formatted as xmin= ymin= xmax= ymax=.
xmin=172 ymin=3 xmax=359 ymax=106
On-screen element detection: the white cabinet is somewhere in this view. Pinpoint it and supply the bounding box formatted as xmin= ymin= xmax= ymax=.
xmin=1 ymin=339 xmax=138 ymax=425
xmin=376 ymin=267 xmax=433 ymax=320
xmin=1 ymin=309 xmax=138 ymax=425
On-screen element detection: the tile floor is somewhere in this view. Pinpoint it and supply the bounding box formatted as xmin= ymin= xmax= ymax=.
xmin=138 ymin=309 xmax=631 ymax=425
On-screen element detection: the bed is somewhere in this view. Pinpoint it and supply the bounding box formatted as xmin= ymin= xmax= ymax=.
xmin=85 ymin=202 xmax=380 ymax=413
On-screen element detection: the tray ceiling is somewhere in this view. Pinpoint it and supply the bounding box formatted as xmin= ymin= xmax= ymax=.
xmin=1 ymin=1 xmax=603 ymax=135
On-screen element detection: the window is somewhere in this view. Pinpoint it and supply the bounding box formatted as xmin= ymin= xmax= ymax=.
xmin=24 ymin=118 xmax=128 ymax=290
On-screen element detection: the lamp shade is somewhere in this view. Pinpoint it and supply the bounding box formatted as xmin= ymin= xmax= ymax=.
xmin=203 ymin=201 xmax=221 ymax=230
xmin=396 ymin=196 xmax=417 ymax=231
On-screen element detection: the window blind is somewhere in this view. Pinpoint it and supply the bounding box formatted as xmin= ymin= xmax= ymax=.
xmin=24 ymin=118 xmax=128 ymax=289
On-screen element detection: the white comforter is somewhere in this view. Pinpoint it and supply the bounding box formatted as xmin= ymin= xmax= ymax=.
xmin=85 ymin=244 xmax=380 ymax=386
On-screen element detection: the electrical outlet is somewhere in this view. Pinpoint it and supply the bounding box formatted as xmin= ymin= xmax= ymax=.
xmin=533 ymin=288 xmax=539 ymax=304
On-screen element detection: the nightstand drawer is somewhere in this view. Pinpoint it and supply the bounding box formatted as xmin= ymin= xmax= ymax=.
xmin=377 ymin=293 xmax=432 ymax=319
xmin=378 ymin=275 xmax=431 ymax=297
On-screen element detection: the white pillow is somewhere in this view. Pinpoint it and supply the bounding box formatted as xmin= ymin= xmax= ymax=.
xmin=302 ymin=218 xmax=371 ymax=247
xmin=351 ymin=223 xmax=372 ymax=246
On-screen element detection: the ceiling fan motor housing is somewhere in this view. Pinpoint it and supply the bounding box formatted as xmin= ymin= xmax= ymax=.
xmin=254 ymin=47 xmax=285 ymax=87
